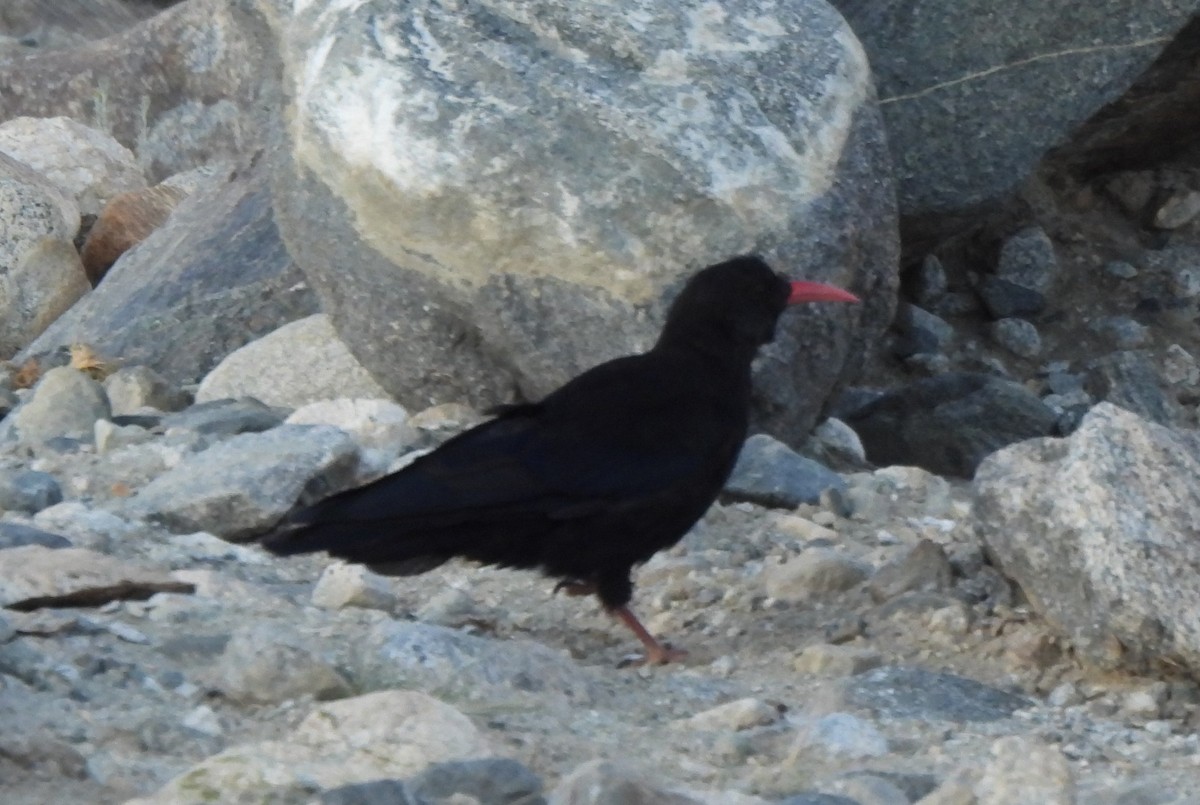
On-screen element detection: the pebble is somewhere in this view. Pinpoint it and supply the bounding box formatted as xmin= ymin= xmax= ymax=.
xmin=1092 ymin=315 xmax=1149 ymax=349
xmin=1154 ymin=189 xmax=1200 ymax=230
xmin=311 ymin=562 xmax=397 ymax=612
xmin=1103 ymin=260 xmax=1139 ymax=279
xmin=679 ymin=698 xmax=782 ymax=732
xmin=762 ymin=549 xmax=870 ymax=604
xmin=990 ymin=317 xmax=1041 ymax=358
xmin=793 ymin=643 xmax=883 ymax=677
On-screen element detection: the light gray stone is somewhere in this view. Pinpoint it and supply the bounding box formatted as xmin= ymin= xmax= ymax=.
xmin=838 ymin=666 xmax=1031 ymax=722
xmin=677 ymin=698 xmax=782 ymax=732
xmin=127 ymin=424 xmax=359 ymax=539
xmin=762 ymin=549 xmax=870 ymax=604
xmin=549 ymin=760 xmax=703 ymax=805
xmin=791 ymin=713 xmax=889 ymax=760
xmin=311 ymin=563 xmax=397 ymax=612
xmin=725 ymin=434 xmax=846 ymax=508
xmin=0 ymin=116 xmax=146 ymax=215
xmin=210 ymin=622 xmax=351 ymax=705
xmin=793 ymin=644 xmax=883 ymax=677
xmin=357 ymin=621 xmax=600 ymax=706
xmin=975 ymin=403 xmax=1200 ymax=675
xmin=974 ymin=737 xmax=1074 ymax=805
xmin=197 ymin=315 xmax=392 ymax=408
xmin=0 ymin=545 xmax=191 ymax=610
xmin=126 ymin=691 xmax=493 ymax=805
xmin=0 ymin=153 xmax=87 ymax=359
xmin=1 ymin=366 xmax=110 ymax=445
xmin=1154 ymin=189 xmax=1200 ymax=230
xmin=104 ymin=365 xmax=189 ymax=415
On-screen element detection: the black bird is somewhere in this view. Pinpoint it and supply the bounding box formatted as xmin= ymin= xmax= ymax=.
xmin=262 ymin=256 xmax=858 ymax=664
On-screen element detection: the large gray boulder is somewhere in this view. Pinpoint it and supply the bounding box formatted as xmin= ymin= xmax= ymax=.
xmin=20 ymin=167 xmax=319 ymax=386
xmin=975 ymin=403 xmax=1200 ymax=676
xmin=270 ymin=0 xmax=898 ymax=439
xmin=831 ymin=0 xmax=1200 ymax=216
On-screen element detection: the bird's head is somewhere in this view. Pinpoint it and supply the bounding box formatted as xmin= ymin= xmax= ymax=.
xmin=659 ymin=255 xmax=859 ymax=350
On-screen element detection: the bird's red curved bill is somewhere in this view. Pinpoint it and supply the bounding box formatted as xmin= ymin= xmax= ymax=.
xmin=787 ymin=281 xmax=860 ymax=305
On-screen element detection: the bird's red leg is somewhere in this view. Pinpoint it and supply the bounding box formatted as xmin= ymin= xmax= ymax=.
xmin=612 ymin=605 xmax=688 ymax=666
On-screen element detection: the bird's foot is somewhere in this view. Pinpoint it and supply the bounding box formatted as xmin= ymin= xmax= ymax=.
xmin=611 ymin=605 xmax=688 ymax=667
xmin=553 ymin=579 xmax=597 ymax=598
xmin=617 ymin=643 xmax=690 ymax=668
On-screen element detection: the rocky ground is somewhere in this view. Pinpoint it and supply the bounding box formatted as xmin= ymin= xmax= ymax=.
xmin=2 ymin=3 xmax=1200 ymax=804
xmin=1 ymin=363 xmax=1200 ymax=804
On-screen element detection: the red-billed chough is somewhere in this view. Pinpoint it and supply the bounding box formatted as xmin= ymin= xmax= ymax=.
xmin=261 ymin=255 xmax=858 ymax=665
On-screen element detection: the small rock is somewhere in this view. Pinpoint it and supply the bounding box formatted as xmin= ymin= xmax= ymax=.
xmin=825 ymin=774 xmax=909 ymax=805
xmin=678 ymin=698 xmax=782 ymax=732
xmin=1154 ymin=189 xmax=1200 ymax=230
xmin=128 ymin=424 xmax=359 ymax=539
xmin=408 ymin=758 xmax=544 ymax=805
xmin=762 ymin=549 xmax=870 ymax=604
xmin=549 ymin=759 xmax=703 ymax=805
xmin=978 ymin=276 xmax=1046 ymax=319
xmin=1105 ymin=171 xmax=1156 ymax=217
xmin=105 ymin=620 xmax=150 ymax=644
xmin=212 ymin=623 xmax=351 ymax=705
xmin=3 ymin=367 xmax=111 ymax=445
xmin=0 ymin=522 xmax=71 ymax=550
xmin=793 ymin=643 xmax=883 ymax=676
xmin=161 ymin=397 xmax=285 ymax=437
xmin=725 ymin=434 xmax=846 ymax=508
xmin=1122 ymin=683 xmax=1168 ymax=720
xmin=0 ymin=545 xmax=192 ymax=610
xmin=912 ymin=254 xmax=948 ymax=307
xmin=181 ymin=705 xmax=224 ymax=738
xmin=311 ymin=563 xmax=397 ymax=612
xmin=0 ymin=469 xmax=63 ymax=514
xmin=868 ymin=540 xmax=954 ymax=603
xmin=770 ymin=513 xmax=839 ymax=544
xmin=975 ymin=736 xmax=1073 ymax=805
xmin=0 ymin=614 xmax=13 ymax=643
xmin=791 ymin=713 xmax=889 ymax=759
xmin=196 ymin=314 xmax=392 ymax=409
xmin=997 ymin=227 xmax=1057 ymax=293
xmin=104 ymin=365 xmax=189 ymax=415
xmin=1170 ymin=266 xmax=1200 ymax=299
xmin=1044 ymin=370 xmax=1084 ymax=395
xmin=989 ymin=317 xmax=1041 ymax=358
xmin=893 ymin=303 xmax=954 ymax=357
xmin=129 ymin=691 xmax=493 ymax=803
xmin=804 ymin=417 xmax=867 ymax=469
xmin=415 ymin=587 xmax=481 ymax=627
xmin=1162 ymin=344 xmax=1200 ymax=387
xmin=1092 ymin=316 xmax=1149 ymax=349
xmin=1047 ymin=682 xmax=1083 ymax=708
xmin=287 ymin=398 xmax=418 ymax=477
xmin=1103 ymin=260 xmax=1139 ymax=279
xmin=94 ymin=419 xmax=153 ymax=453
xmin=839 ymin=666 xmax=1032 ymax=722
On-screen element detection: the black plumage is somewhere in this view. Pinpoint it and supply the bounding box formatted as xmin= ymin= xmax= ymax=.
xmin=262 ymin=255 xmax=857 ymax=664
